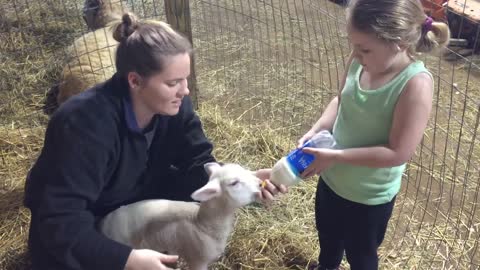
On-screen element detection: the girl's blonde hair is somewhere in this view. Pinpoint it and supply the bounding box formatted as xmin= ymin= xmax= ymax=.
xmin=347 ymin=0 xmax=450 ymax=55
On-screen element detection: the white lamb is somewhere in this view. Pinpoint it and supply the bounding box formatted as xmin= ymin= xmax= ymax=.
xmin=99 ymin=162 xmax=262 ymax=270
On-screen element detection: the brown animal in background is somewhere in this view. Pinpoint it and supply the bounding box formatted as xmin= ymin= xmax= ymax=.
xmin=43 ymin=0 xmax=128 ymax=115
xmin=82 ymin=0 xmax=127 ymax=30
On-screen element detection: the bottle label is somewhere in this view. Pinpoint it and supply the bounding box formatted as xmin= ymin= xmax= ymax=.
xmin=285 ymin=140 xmax=316 ymax=176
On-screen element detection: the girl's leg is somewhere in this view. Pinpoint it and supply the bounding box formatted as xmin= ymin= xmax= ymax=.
xmin=343 ymin=196 xmax=396 ymax=270
xmin=315 ymin=179 xmax=345 ymax=269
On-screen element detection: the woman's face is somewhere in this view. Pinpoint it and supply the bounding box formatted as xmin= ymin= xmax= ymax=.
xmin=131 ymin=53 xmax=191 ymax=116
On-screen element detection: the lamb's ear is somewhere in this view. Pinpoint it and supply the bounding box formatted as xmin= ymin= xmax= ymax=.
xmin=204 ymin=162 xmax=222 ymax=176
xmin=191 ymin=180 xmax=221 ymax=202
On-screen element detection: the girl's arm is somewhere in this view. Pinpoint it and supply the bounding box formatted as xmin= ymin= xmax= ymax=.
xmin=308 ymin=96 xmax=339 ymax=133
xmin=301 ymin=72 xmax=433 ymax=176
xmin=299 ymin=52 xmax=355 ymax=146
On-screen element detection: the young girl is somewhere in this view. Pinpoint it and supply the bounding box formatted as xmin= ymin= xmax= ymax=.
xmin=299 ymin=0 xmax=450 ymax=269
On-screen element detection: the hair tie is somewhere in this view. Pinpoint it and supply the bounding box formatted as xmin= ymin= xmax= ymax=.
xmin=422 ymin=16 xmax=433 ymax=34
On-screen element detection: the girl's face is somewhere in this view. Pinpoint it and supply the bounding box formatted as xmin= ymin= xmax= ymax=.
xmin=347 ymin=26 xmax=402 ymax=75
xmin=131 ymin=53 xmax=191 ymax=116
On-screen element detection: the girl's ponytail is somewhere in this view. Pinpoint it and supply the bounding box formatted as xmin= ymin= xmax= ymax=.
xmin=416 ymin=18 xmax=450 ymax=53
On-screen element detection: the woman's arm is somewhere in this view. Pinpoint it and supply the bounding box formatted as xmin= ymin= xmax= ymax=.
xmin=25 ymin=111 xmax=132 ymax=270
xmin=169 ymin=96 xmax=216 ymax=196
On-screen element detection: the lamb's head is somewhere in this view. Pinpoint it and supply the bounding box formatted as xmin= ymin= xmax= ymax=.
xmin=191 ymin=162 xmax=261 ymax=207
xmin=83 ymin=0 xmax=127 ymax=30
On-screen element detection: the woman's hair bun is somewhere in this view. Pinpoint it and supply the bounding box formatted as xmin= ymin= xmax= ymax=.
xmin=113 ymin=12 xmax=138 ymax=43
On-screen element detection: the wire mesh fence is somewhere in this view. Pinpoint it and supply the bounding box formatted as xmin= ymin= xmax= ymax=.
xmin=192 ymin=0 xmax=480 ymax=268
xmin=193 ymin=0 xmax=350 ymax=139
xmin=0 ymin=0 xmax=479 ymax=269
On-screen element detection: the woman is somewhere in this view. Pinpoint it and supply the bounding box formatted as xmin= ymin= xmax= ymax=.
xmin=24 ymin=13 xmax=286 ymax=270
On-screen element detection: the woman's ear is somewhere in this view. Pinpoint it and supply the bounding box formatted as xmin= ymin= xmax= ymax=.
xmin=127 ymin=72 xmax=143 ymax=92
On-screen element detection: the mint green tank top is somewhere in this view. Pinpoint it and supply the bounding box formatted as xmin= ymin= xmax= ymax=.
xmin=321 ymin=59 xmax=432 ymax=205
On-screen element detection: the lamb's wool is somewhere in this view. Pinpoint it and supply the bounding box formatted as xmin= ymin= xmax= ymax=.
xmin=99 ymin=163 xmax=262 ymax=270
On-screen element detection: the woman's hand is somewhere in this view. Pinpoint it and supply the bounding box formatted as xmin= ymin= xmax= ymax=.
xmin=125 ymin=249 xmax=179 ymax=270
xmin=254 ymin=168 xmax=288 ymax=205
xmin=300 ymin=148 xmax=339 ymax=178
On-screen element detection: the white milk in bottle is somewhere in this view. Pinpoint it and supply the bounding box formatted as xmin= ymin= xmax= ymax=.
xmin=270 ymin=130 xmax=336 ymax=187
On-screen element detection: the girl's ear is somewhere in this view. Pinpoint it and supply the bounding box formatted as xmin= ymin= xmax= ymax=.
xmin=395 ymin=43 xmax=408 ymax=52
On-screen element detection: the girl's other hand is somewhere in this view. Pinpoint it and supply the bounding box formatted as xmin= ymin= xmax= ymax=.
xmin=297 ymin=130 xmax=316 ymax=148
xmin=300 ymin=148 xmax=339 ymax=178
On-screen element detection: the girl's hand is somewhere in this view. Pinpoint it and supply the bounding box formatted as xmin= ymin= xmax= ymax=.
xmin=254 ymin=168 xmax=288 ymax=206
xmin=300 ymin=148 xmax=339 ymax=178
xmin=297 ymin=130 xmax=317 ymax=148
xmin=125 ymin=249 xmax=179 ymax=270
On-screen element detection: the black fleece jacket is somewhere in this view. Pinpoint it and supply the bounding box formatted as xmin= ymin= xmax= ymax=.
xmin=24 ymin=73 xmax=215 ymax=270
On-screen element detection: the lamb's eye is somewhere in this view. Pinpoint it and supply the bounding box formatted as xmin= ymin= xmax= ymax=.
xmin=229 ymin=180 xmax=240 ymax=186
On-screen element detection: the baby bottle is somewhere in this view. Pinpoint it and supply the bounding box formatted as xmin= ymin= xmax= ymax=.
xmin=270 ymin=130 xmax=336 ymax=187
